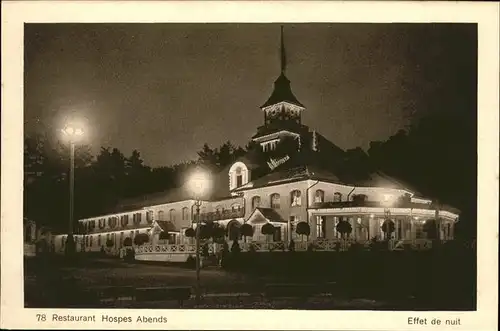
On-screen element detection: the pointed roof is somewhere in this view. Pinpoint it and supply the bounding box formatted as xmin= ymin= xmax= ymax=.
xmin=246 ymin=207 xmax=287 ymax=224
xmin=261 ymin=27 xmax=304 ymax=108
xmin=261 ymin=73 xmax=305 ymax=109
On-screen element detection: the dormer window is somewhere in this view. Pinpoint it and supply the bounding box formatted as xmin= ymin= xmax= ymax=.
xmin=229 ymin=161 xmax=251 ymax=191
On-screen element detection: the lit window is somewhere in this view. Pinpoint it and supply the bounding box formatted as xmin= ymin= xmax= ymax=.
xmin=314 ymin=190 xmax=325 ymax=203
xmin=333 ymin=192 xmax=342 ymax=202
xmin=270 ymin=193 xmax=281 ymax=209
xmin=290 ymin=190 xmax=302 ymax=207
xmin=316 ymin=216 xmax=326 ymax=238
xmin=251 ymin=196 xmax=261 ymax=210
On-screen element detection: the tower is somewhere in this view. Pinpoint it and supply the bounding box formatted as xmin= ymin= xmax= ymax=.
xmin=252 ymin=26 xmax=307 ymax=153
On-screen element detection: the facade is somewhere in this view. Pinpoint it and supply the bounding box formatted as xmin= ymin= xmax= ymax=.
xmin=53 ymin=29 xmax=460 ymax=259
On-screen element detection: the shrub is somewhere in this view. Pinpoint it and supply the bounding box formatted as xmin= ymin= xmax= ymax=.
xmin=261 ymin=223 xmax=275 ymax=242
xmin=123 ymin=237 xmax=132 ymax=247
xmin=241 ymin=223 xmax=254 ymax=241
xmin=307 ymin=242 xmax=316 ymax=252
xmin=381 ymin=219 xmax=395 ymax=240
xmin=133 ymin=233 xmax=149 ymax=246
xmin=201 ymin=243 xmax=210 ymax=257
xmin=185 ymin=227 xmax=195 ymax=238
xmin=336 ymin=220 xmax=352 ymax=239
xmin=296 ymin=222 xmax=311 ymax=241
xmin=288 ymin=239 xmax=295 ymax=252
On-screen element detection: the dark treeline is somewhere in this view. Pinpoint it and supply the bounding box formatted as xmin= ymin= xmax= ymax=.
xmin=24 ymin=111 xmax=476 ymax=239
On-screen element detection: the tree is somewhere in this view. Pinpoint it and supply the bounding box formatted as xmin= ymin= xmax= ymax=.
xmin=296 ymin=222 xmax=311 ymax=241
xmin=185 ymin=227 xmax=195 ymax=238
xmin=123 ymin=237 xmax=132 ymax=247
xmin=423 ymin=219 xmax=438 ymax=239
xmin=133 ymin=233 xmax=149 ymax=246
xmin=261 ymin=223 xmax=275 ymax=242
xmin=336 ymin=220 xmax=352 ymax=239
xmin=381 ymin=219 xmax=395 ymax=240
xmin=240 ymin=224 xmax=254 ymax=243
xmin=106 ymin=238 xmax=114 ymax=248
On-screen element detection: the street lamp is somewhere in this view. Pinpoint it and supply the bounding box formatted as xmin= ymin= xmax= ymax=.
xmin=188 ymin=169 xmax=211 ymax=306
xmin=61 ymin=124 xmax=84 ymax=256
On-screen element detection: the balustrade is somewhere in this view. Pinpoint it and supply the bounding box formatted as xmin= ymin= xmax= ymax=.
xmin=133 ymin=239 xmax=439 ymax=256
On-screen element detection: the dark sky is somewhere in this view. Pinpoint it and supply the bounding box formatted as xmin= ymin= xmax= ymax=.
xmin=24 ymin=23 xmax=477 ymax=167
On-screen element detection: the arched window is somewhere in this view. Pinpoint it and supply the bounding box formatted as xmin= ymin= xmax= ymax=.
xmin=290 ymin=190 xmax=302 ymax=207
xmin=251 ymin=196 xmax=261 ymax=210
xmin=229 ymin=162 xmax=250 ymax=191
xmin=235 ymin=167 xmax=243 ymax=188
xmin=97 ymin=235 xmax=101 ymax=246
xmin=157 ymin=210 xmax=164 ymax=221
xmin=89 ymin=236 xmax=93 ymax=247
xmin=169 ymin=209 xmax=176 ymax=222
xmin=333 ymin=192 xmax=342 ymax=202
xmin=146 ymin=211 xmax=154 ymax=224
xmin=314 ymin=189 xmax=325 ymax=203
xmin=270 ymin=193 xmax=281 ymax=209
xmin=182 ymin=207 xmax=189 ymax=220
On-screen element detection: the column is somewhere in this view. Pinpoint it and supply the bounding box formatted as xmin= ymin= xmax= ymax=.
xmin=325 ymin=216 xmax=335 ymax=240
xmin=311 ymin=215 xmax=318 ymax=240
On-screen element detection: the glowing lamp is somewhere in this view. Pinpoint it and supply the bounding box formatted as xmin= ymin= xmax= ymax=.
xmin=188 ymin=170 xmax=211 ymax=198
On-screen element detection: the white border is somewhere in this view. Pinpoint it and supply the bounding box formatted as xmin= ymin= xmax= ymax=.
xmin=2 ymin=1 xmax=499 ymax=330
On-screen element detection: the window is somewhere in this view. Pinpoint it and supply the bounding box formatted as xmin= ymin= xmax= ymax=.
xmin=215 ymin=205 xmax=223 ymax=214
xmin=121 ymin=215 xmax=129 ymax=227
xmin=182 ymin=207 xmax=189 ymax=220
xmin=120 ymin=232 xmax=124 ymax=245
xmin=133 ymin=213 xmax=142 ymax=225
xmin=130 ymin=231 xmax=134 ymax=239
xmin=333 ymin=192 xmax=342 ymax=202
xmin=169 ymin=209 xmax=176 ymax=221
xmin=25 ymin=225 xmax=32 ymax=242
xmin=314 ymin=190 xmax=325 ymax=203
xmin=97 ymin=235 xmax=101 ymax=246
xmin=316 ymin=216 xmax=326 ymax=238
xmin=157 ymin=210 xmax=164 ymax=221
xmin=89 ymin=236 xmax=93 ymax=247
xmin=270 ymin=193 xmax=281 ymax=209
xmin=290 ymin=190 xmax=302 ymax=207
xmin=85 ymin=236 xmax=89 ymax=247
xmin=146 ymin=211 xmax=153 ymax=224
xmin=235 ymin=167 xmax=243 ymax=187
xmin=251 ymin=196 xmax=261 ymax=210
xmin=231 ymin=203 xmax=241 ymax=212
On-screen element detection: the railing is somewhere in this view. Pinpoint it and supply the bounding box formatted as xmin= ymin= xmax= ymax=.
xmin=135 ymin=243 xmax=213 ymax=255
xmin=134 ymin=239 xmax=443 ymax=256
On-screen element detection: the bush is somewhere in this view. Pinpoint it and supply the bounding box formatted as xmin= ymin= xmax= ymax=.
xmin=288 ymin=239 xmax=295 ymax=252
xmin=296 ymin=222 xmax=311 ymax=240
xmin=123 ymin=237 xmax=132 ymax=247
xmin=185 ymin=227 xmax=195 ymax=238
xmin=241 ymin=223 xmax=253 ymax=241
xmin=133 ymin=233 xmax=149 ymax=246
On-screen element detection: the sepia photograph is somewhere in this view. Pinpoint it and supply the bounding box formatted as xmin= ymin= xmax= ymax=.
xmin=1 ymin=1 xmax=498 ymax=330
xmin=22 ymin=22 xmax=477 ymax=310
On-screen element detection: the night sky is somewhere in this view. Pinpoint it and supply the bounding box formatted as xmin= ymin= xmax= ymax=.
xmin=24 ymin=23 xmax=477 ymax=167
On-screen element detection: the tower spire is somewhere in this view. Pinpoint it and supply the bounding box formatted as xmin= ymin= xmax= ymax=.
xmin=280 ymin=25 xmax=286 ymax=74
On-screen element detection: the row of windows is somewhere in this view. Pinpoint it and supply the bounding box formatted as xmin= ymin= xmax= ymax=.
xmin=157 ymin=207 xmax=190 ymax=222
xmin=249 ymin=190 xmax=345 ymax=210
xmin=81 ymin=206 xmax=193 ymax=232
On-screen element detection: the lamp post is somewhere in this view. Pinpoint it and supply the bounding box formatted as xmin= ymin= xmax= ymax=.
xmin=62 ymin=124 xmax=84 ymax=256
xmin=188 ymin=170 xmax=210 ymax=307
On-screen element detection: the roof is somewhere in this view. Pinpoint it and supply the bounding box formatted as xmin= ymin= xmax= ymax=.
xmin=246 ymin=207 xmax=287 ymax=224
xmin=261 ymin=73 xmax=305 ymax=108
xmin=155 ymin=220 xmax=177 ymax=232
xmin=352 ymin=171 xmax=422 ymax=195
